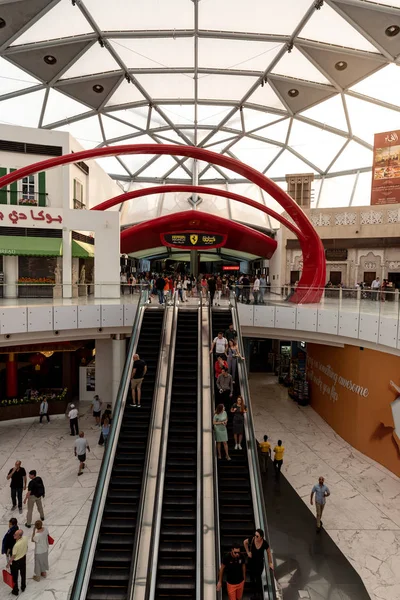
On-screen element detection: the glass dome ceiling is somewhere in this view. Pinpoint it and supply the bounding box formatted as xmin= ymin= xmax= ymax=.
xmin=1 ymin=0 xmax=400 ymax=227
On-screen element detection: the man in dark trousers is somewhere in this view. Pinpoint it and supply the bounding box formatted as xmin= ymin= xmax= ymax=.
xmin=6 ymin=461 xmax=27 ymax=514
xmin=155 ymin=275 xmax=165 ymax=304
xmin=208 ymin=275 xmax=216 ymax=306
xmin=130 ymin=354 xmax=147 ymax=407
xmin=24 ymin=470 xmax=45 ymax=528
xmin=6 ymin=529 xmax=28 ymax=596
xmin=68 ymin=403 xmax=79 ymax=436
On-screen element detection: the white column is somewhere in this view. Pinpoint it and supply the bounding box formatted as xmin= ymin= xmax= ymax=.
xmin=62 ymin=229 xmax=72 ymax=298
xmin=111 ymin=335 xmax=126 ymax=409
xmin=4 ymin=255 xmax=18 ymax=298
xmin=95 ymin=338 xmax=113 ymax=405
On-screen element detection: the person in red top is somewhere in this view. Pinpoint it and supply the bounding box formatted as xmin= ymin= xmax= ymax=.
xmin=215 ymin=355 xmax=228 ymax=379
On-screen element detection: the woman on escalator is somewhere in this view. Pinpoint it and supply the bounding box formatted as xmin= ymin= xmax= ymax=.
xmin=231 ymin=396 xmax=247 ymax=450
xmin=244 ymin=528 xmax=274 ymax=600
xmin=213 ymin=404 xmax=231 ymax=461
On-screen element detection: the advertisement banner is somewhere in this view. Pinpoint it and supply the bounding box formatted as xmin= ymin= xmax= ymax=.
xmin=371 ymin=130 xmax=400 ymax=205
xmin=161 ymin=232 xmax=226 ymax=249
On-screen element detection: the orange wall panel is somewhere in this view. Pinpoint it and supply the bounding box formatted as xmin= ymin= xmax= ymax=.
xmin=307 ymin=344 xmax=400 ymax=477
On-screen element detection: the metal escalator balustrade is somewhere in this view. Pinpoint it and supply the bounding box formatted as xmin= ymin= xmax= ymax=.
xmin=154 ymin=309 xmax=199 ymax=599
xmin=70 ymin=296 xmax=165 ymax=600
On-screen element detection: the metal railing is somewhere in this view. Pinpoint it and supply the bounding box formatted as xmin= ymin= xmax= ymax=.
xmin=230 ymin=294 xmax=277 ymax=600
xmin=69 ymin=288 xmax=149 ymax=600
xmin=196 ymin=294 xmax=203 ymax=600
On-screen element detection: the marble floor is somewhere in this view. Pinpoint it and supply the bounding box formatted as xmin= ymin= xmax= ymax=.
xmin=0 ymin=404 xmax=103 ymax=600
xmin=250 ymin=373 xmax=400 ymax=600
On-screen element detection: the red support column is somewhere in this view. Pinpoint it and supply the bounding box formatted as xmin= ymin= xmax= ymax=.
xmin=6 ymin=353 xmax=18 ymax=398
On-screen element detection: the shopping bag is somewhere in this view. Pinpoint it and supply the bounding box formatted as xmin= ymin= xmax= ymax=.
xmin=2 ymin=569 xmax=14 ymax=588
xmin=48 ymin=535 xmax=54 ymax=545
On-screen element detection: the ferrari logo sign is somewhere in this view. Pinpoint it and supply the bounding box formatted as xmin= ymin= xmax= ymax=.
xmin=162 ymin=232 xmax=226 ymax=248
xmin=190 ymin=234 xmax=198 ymax=245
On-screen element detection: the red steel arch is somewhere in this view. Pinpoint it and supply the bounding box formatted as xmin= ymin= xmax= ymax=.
xmin=0 ymin=144 xmax=325 ymax=303
xmin=92 ymin=185 xmax=305 ymax=242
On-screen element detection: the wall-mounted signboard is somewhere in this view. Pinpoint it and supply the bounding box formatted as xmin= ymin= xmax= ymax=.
xmin=371 ymin=130 xmax=400 ymax=205
xmin=161 ymin=232 xmax=226 ymax=249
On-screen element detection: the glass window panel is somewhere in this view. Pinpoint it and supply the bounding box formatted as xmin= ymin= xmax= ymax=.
xmin=266 ymin=149 xmax=318 ymax=178
xmin=121 ymin=188 xmax=161 ymax=224
xmin=198 ymin=193 xmax=229 ymax=218
xmin=299 ymin=95 xmax=348 ymax=132
xmin=140 ymin=155 xmax=178 ymax=177
xmin=351 ymin=171 xmax=373 ymax=207
xmin=200 ymin=166 xmax=226 ymax=180
xmin=106 ymin=80 xmax=148 ymax=107
xmin=345 ymin=95 xmax=400 ymax=145
xmin=0 ymin=59 xmax=39 ymax=95
xmin=162 ymin=104 xmax=195 ymax=124
xmin=198 ymin=38 xmax=282 ymax=70
xmin=331 ymin=140 xmax=373 ymax=172
xmin=95 ymin=156 xmax=129 ymax=177
xmin=84 ymin=0 xmax=193 ymax=29
xmin=230 ymin=201 xmax=270 ymax=228
xmin=289 ymin=120 xmax=345 ymax=171
xmin=0 ymin=89 xmax=45 ymax=128
xmin=162 ymin=192 xmax=193 ymax=214
xmin=350 ymin=64 xmax=400 ymax=107
xmin=300 ymin=4 xmax=378 ymax=52
xmin=107 ymin=107 xmax=149 ymax=129
xmin=198 ymin=74 xmax=257 ymax=102
xmin=197 ymin=105 xmax=234 ymax=127
xmin=108 ymin=139 xmax=156 ymax=174
xmin=248 ymin=83 xmax=287 ymax=111
xmin=272 ymin=48 xmax=330 ymax=84
xmin=134 ymin=73 xmax=194 ymax=99
xmin=318 ymin=174 xmax=356 ymax=208
xmin=101 ymin=115 xmax=138 ymax=141
xmin=110 ymin=38 xmax=194 ymax=69
xmin=12 ymin=1 xmax=92 ymax=45
xmin=224 ymin=113 xmax=243 ymax=131
xmin=256 ymin=119 xmax=290 ymax=143
xmin=232 ymin=139 xmax=281 ymax=171
xmin=204 ymin=133 xmax=239 ymax=149
xmin=228 ymin=182 xmax=263 ymax=202
xmin=245 ymin=110 xmax=287 ymax=132
xmin=168 ymin=166 xmax=191 ymax=179
xmin=56 ymin=115 xmax=103 ymax=149
xmin=62 ymin=45 xmax=121 ymax=79
xmin=42 ymin=89 xmax=90 ymax=127
xmin=199 ymin=0 xmax=311 ymax=35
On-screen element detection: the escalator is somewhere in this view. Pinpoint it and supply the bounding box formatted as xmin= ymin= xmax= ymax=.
xmin=212 ymin=309 xmax=258 ymax=600
xmin=154 ymin=309 xmax=199 ymax=600
xmin=86 ymin=308 xmax=164 ymax=600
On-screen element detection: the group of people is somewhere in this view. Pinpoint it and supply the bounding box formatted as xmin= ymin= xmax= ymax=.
xmin=2 ymin=464 xmax=49 ymax=594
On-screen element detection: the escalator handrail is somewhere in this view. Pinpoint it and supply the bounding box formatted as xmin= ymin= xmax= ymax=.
xmin=70 ymin=289 xmax=149 ymax=600
xmin=146 ymin=291 xmax=179 ymax=600
xmin=230 ymin=294 xmax=277 ymax=600
xmin=197 ymin=294 xmax=203 ymax=600
xmin=208 ymin=294 xmax=222 ymax=600
xmin=127 ymin=301 xmax=170 ymax=594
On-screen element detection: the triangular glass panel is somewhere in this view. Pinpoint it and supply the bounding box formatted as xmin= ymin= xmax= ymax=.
xmin=0 ymin=0 xmax=55 ymax=46
xmin=56 ymin=74 xmax=122 ymax=110
xmin=162 ymin=105 xmax=195 ymax=125
xmin=42 ymin=89 xmax=90 ymax=126
xmin=247 ymin=82 xmax=287 ymax=111
xmin=197 ymin=105 xmax=235 ymax=126
xmin=106 ymin=107 xmax=149 ymax=130
xmin=289 ymin=120 xmax=346 ymax=172
xmin=331 ymin=140 xmax=373 ymax=173
xmin=345 ymin=94 xmax=400 ymax=145
xmin=269 ymin=76 xmax=336 ymax=113
xmin=106 ymin=79 xmax=147 ymax=107
xmin=199 ymin=166 xmax=227 ymax=180
xmin=8 ymin=40 xmax=91 ymax=84
xmin=0 ymin=89 xmax=45 ymax=128
xmin=0 ymin=58 xmax=39 ymax=96
xmin=95 ymin=156 xmax=130 ymax=178
xmin=62 ymin=44 xmax=121 ymax=79
xmin=101 ymin=115 xmax=138 ymax=141
xmin=272 ymin=48 xmax=330 ymax=84
xmin=299 ymin=94 xmax=349 ymax=132
xmin=350 ymin=64 xmax=400 ymax=107
xmin=266 ymin=149 xmax=319 ymax=178
xmin=233 ymin=141 xmax=281 ymax=172
xmin=332 ymin=0 xmax=400 ymax=58
xmin=244 ymin=109 xmax=287 ymax=132
xmin=298 ymin=43 xmax=386 ymax=89
xmin=109 ymin=37 xmax=194 ymax=69
xmin=169 ymin=167 xmax=191 ymax=180
xmin=55 ymin=116 xmax=103 ymax=150
xmin=140 ymin=155 xmax=177 ymax=178
xmin=224 ymin=112 xmax=243 ymax=132
xmin=256 ymin=119 xmax=290 ymax=143
xmin=300 ymin=3 xmax=378 ymax=52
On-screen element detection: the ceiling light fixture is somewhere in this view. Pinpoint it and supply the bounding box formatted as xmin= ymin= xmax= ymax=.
xmin=335 ymin=60 xmax=347 ymax=71
xmin=385 ymin=25 xmax=400 ymax=37
xmin=93 ymin=84 xmax=104 ymax=93
xmin=0 ymin=18 xmax=6 ymax=28
xmin=44 ymin=55 xmax=57 ymax=65
xmin=288 ymin=89 xmax=299 ymax=98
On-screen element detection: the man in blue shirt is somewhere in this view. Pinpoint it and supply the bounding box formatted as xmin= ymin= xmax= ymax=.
xmin=310 ymin=476 xmax=330 ymax=533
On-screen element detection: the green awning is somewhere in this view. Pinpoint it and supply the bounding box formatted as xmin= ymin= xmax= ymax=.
xmin=72 ymin=240 xmax=95 ymax=258
xmin=0 ymin=236 xmax=62 ymax=257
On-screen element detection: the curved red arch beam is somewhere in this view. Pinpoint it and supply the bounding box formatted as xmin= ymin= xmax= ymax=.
xmin=0 ymin=144 xmax=325 ymax=303
xmin=92 ymin=185 xmax=305 ymax=242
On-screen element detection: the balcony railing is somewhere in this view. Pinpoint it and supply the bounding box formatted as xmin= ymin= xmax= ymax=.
xmin=73 ymin=198 xmax=86 ymax=210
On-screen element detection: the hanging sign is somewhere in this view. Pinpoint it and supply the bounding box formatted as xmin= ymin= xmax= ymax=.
xmin=371 ymin=130 xmax=400 ymax=205
xmin=161 ymin=232 xmax=226 ymax=249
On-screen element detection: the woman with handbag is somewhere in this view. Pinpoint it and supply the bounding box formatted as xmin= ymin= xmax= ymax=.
xmin=227 ymin=339 xmax=243 ymax=384
xmin=31 ymin=520 xmax=49 ymax=581
xmin=243 ymin=528 xmax=273 ymax=600
xmin=230 ymin=396 xmax=247 ymax=450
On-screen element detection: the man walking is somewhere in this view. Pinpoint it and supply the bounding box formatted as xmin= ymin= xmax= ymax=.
xmin=130 ymin=353 xmax=147 ymax=407
xmin=68 ymin=403 xmax=79 ymax=436
xmin=155 ymin=274 xmax=166 ymax=304
xmin=371 ymin=276 xmax=380 ymax=301
xmin=75 ymin=431 xmax=91 ymax=476
xmin=253 ymin=275 xmax=260 ymax=305
xmin=216 ymin=367 xmax=233 ymax=408
xmin=208 ymin=275 xmax=216 ymax=306
xmin=6 ymin=529 xmax=28 ymax=596
xmin=210 ymin=331 xmax=228 ymax=358
xmin=39 ymin=399 xmax=50 ymax=423
xmin=7 ymin=461 xmax=26 ymax=514
xmin=24 ymin=470 xmax=45 ymax=528
xmin=259 ymin=435 xmax=271 ymax=474
xmin=216 ymin=541 xmax=246 ymax=599
xmin=310 ymin=476 xmax=330 ymax=533
xmin=224 ymin=323 xmax=237 ymax=344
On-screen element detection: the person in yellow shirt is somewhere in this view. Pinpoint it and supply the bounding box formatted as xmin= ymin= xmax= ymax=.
xmin=259 ymin=435 xmax=271 ymax=474
xmin=6 ymin=529 xmax=28 ymax=595
xmin=273 ymin=439 xmax=285 ymax=479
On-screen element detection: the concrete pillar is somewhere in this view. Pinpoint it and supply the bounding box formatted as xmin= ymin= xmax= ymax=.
xmin=4 ymin=255 xmax=18 ymax=298
xmin=95 ymin=338 xmax=113 ymax=405
xmin=62 ymin=229 xmax=72 ymax=298
xmin=111 ymin=335 xmax=126 ymax=409
xmin=190 ymin=250 xmax=198 ymax=277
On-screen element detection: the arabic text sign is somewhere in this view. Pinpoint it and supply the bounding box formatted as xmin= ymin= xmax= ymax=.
xmin=371 ymin=130 xmax=400 ymax=205
xmin=0 ymin=206 xmax=63 ymax=228
xmin=161 ymin=232 xmax=226 ymax=249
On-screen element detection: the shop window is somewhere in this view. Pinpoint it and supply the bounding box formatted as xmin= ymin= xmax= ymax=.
xmin=329 ymin=271 xmax=342 ymax=285
xmin=20 ymin=174 xmax=36 ymax=206
xmin=290 ymin=270 xmax=300 ymax=284
xmin=73 ymin=179 xmax=85 ymax=210
xmin=363 ymin=272 xmax=376 ymax=286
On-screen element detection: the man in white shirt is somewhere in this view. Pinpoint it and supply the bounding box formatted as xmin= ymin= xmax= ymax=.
xmin=253 ymin=276 xmax=260 ymax=305
xmin=371 ymin=277 xmax=380 ymax=301
xmin=74 ymin=431 xmax=90 ymax=476
xmin=91 ymin=395 xmax=102 ymax=427
xmin=68 ymin=404 xmax=79 ymax=436
xmin=210 ymin=332 xmax=228 ymax=358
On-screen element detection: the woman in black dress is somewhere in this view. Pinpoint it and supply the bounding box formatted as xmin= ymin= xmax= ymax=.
xmin=243 ymin=528 xmax=274 ymax=599
xmin=230 ymin=395 xmax=247 ymax=450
